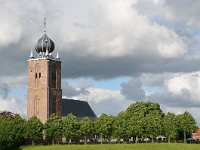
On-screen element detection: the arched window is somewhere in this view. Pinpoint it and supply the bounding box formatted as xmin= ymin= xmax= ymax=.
xmin=34 ymin=96 xmax=40 ymax=117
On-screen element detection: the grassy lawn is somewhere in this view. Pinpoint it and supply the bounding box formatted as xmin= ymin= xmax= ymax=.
xmin=21 ymin=143 xmax=200 ymax=150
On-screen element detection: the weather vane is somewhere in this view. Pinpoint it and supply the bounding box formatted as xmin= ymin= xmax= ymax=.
xmin=44 ymin=18 xmax=46 ymax=33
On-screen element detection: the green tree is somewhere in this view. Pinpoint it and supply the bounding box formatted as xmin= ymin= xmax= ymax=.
xmin=62 ymin=114 xmax=79 ymax=143
xmin=112 ymin=111 xmax=128 ymax=142
xmin=177 ymin=111 xmax=197 ymax=143
xmin=125 ymin=101 xmax=164 ymax=142
xmin=25 ymin=116 xmax=43 ymax=145
xmin=163 ymin=112 xmax=178 ymax=142
xmin=79 ymin=117 xmax=94 ymax=144
xmin=126 ymin=113 xmax=145 ymax=143
xmin=145 ymin=110 xmax=163 ymax=142
xmin=94 ymin=113 xmax=114 ymax=144
xmin=0 ymin=113 xmax=26 ymax=150
xmin=44 ymin=114 xmax=62 ymax=144
xmin=126 ymin=102 xmax=162 ymax=117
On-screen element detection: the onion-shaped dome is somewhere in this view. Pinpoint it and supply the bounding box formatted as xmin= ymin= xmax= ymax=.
xmin=35 ymin=33 xmax=55 ymax=53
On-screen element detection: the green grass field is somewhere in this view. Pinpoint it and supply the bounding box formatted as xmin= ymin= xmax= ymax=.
xmin=21 ymin=143 xmax=200 ymax=150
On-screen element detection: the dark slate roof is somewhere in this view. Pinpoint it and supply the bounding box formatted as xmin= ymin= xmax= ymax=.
xmin=62 ymin=99 xmax=96 ymax=120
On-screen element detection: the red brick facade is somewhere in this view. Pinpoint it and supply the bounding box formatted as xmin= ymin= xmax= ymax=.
xmin=192 ymin=128 xmax=200 ymax=141
xmin=27 ymin=58 xmax=62 ymax=123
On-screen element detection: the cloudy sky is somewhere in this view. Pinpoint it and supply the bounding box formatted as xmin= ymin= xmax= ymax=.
xmin=1 ymin=0 xmax=200 ymax=124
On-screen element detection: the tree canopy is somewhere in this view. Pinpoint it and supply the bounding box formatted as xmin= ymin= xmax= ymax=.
xmin=163 ymin=112 xmax=178 ymax=142
xmin=94 ymin=113 xmax=114 ymax=144
xmin=0 ymin=101 xmax=198 ymax=148
xmin=176 ymin=111 xmax=197 ymax=143
xmin=44 ymin=113 xmax=63 ymax=144
xmin=62 ymin=113 xmax=79 ymax=143
xmin=25 ymin=116 xmax=43 ymax=145
xmin=79 ymin=117 xmax=94 ymax=144
xmin=0 ymin=113 xmax=26 ymax=150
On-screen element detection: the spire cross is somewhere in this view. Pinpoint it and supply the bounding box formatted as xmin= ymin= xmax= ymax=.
xmin=44 ymin=18 xmax=46 ymax=33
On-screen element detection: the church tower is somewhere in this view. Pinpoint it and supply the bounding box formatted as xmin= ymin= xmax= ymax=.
xmin=27 ymin=20 xmax=62 ymax=123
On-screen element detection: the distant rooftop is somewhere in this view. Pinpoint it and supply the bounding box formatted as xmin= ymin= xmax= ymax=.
xmin=62 ymin=99 xmax=96 ymax=120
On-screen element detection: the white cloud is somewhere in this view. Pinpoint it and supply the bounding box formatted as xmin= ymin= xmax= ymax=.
xmin=164 ymin=72 xmax=200 ymax=104
xmin=163 ymin=106 xmax=200 ymax=125
xmin=120 ymin=78 xmax=146 ymax=100
xmin=139 ymin=73 xmax=174 ymax=87
xmin=117 ymin=73 xmax=200 ymax=123
xmin=70 ymin=87 xmax=132 ymax=115
xmin=0 ymin=12 xmax=21 ymax=46
xmin=0 ymin=0 xmax=45 ymax=47
xmin=156 ymin=30 xmax=187 ymax=58
xmin=136 ymin=0 xmax=200 ymax=28
xmin=62 ymin=81 xmax=89 ymax=97
xmin=0 ymin=96 xmax=26 ymax=118
xmin=154 ymin=0 xmax=165 ymax=5
xmin=163 ymin=0 xmax=200 ymax=27
xmin=0 ymin=0 xmax=194 ymax=79
xmin=48 ymin=0 xmax=187 ymax=59
xmin=0 ymin=0 xmax=200 ymax=123
xmin=0 ymin=76 xmax=27 ymax=88
xmin=139 ymin=72 xmax=200 ymax=113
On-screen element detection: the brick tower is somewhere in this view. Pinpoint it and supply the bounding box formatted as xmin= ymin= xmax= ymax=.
xmin=27 ymin=21 xmax=62 ymax=123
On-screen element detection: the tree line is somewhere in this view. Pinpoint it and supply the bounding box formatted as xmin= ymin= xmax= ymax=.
xmin=0 ymin=101 xmax=198 ymax=150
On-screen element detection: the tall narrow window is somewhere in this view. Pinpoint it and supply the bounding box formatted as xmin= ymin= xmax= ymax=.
xmin=34 ymin=96 xmax=40 ymax=117
xmin=35 ymin=64 xmax=40 ymax=87
xmin=52 ymin=65 xmax=56 ymax=88
xmin=39 ymin=73 xmax=41 ymax=78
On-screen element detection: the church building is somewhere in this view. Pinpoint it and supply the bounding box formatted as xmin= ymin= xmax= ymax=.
xmin=27 ymin=21 xmax=96 ymax=123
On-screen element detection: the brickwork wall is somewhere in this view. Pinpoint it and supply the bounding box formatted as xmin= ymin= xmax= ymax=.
xmin=27 ymin=59 xmax=62 ymax=123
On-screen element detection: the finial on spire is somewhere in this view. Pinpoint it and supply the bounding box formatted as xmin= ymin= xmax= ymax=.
xmin=56 ymin=50 xmax=60 ymax=60
xmin=44 ymin=18 xmax=46 ymax=33
xmin=45 ymin=48 xmax=49 ymax=57
xmin=45 ymin=39 xmax=49 ymax=57
xmin=29 ymin=50 xmax=34 ymax=59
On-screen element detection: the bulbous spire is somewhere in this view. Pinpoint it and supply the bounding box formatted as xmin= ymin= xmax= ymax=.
xmin=35 ymin=18 xmax=55 ymax=56
xmin=35 ymin=33 xmax=55 ymax=54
